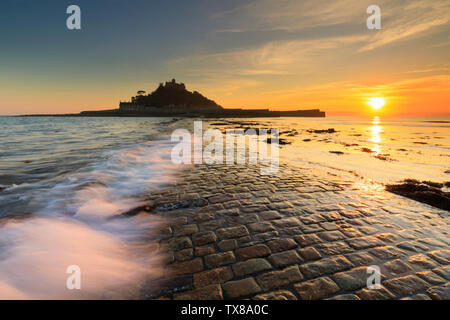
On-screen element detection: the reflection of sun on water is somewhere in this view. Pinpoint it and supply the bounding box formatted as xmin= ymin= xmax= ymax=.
xmin=354 ymin=181 xmax=385 ymax=200
xmin=370 ymin=116 xmax=382 ymax=154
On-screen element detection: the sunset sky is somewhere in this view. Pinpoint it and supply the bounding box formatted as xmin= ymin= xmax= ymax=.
xmin=0 ymin=0 xmax=449 ymax=116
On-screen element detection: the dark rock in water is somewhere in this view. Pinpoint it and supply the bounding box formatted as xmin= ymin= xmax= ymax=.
xmin=116 ymin=198 xmax=209 ymax=218
xmin=141 ymin=275 xmax=193 ymax=299
xmin=329 ymin=151 xmax=345 ymax=155
xmin=397 ymin=148 xmax=408 ymax=151
xmin=118 ymin=205 xmax=154 ymax=218
xmin=361 ymin=147 xmax=375 ymax=153
xmin=445 ymin=170 xmax=450 ymax=174
xmin=155 ymin=198 xmax=208 ymax=212
xmin=0 ymin=186 xmax=5 ymax=192
xmin=265 ymin=138 xmax=291 ymax=145
xmin=386 ymin=180 xmax=450 ymax=212
xmin=422 ymin=181 xmax=444 ymax=188
xmin=280 ymin=129 xmax=298 ymax=136
xmin=413 ymin=142 xmax=427 ymax=144
xmin=303 ymin=139 xmax=312 ymax=142
xmin=374 ymin=154 xmax=394 ymax=161
xmin=444 ymin=182 xmax=450 ymax=188
xmin=307 ymin=128 xmax=336 ymax=134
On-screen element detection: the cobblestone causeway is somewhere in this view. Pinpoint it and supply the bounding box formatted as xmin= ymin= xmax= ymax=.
xmin=140 ymin=163 xmax=450 ymax=300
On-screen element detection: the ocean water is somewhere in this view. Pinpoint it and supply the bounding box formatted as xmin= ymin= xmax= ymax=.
xmin=256 ymin=116 xmax=450 ymax=184
xmin=0 ymin=115 xmax=448 ymax=298
xmin=0 ymin=116 xmax=185 ymax=299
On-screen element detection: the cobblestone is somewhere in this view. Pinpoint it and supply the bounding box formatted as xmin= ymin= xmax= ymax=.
xmin=294 ymin=277 xmax=339 ymax=300
xmin=140 ymin=161 xmax=449 ymax=300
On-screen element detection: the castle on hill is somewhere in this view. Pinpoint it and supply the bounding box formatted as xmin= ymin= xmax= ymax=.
xmin=120 ymin=79 xmax=223 ymax=113
xmin=96 ymin=79 xmax=326 ymax=117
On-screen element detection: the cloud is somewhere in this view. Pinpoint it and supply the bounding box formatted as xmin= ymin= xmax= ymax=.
xmin=360 ymin=1 xmax=450 ymax=51
xmin=169 ymin=34 xmax=367 ymax=81
xmin=213 ymin=0 xmax=450 ymax=52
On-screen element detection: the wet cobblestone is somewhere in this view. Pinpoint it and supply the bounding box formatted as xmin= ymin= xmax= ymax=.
xmin=141 ymin=163 xmax=450 ymax=300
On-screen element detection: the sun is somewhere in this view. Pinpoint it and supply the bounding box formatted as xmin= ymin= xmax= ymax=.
xmin=368 ymin=97 xmax=385 ymax=110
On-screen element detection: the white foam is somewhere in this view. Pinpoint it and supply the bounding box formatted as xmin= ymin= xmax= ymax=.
xmin=0 ymin=137 xmax=187 ymax=299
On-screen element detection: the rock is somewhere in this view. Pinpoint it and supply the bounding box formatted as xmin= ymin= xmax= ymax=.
xmin=258 ymin=210 xmax=282 ymax=220
xmin=433 ymin=266 xmax=450 ymax=280
xmin=168 ymin=237 xmax=193 ymax=250
xmin=294 ymin=277 xmax=339 ymax=300
xmin=268 ymin=250 xmax=302 ymax=268
xmin=174 ymin=248 xmax=194 ymax=262
xmin=155 ymin=198 xmax=206 ymax=212
xmin=236 ymin=244 xmax=271 ymax=260
xmin=294 ymin=234 xmax=322 ymax=247
xmin=346 ymin=251 xmax=376 ymax=266
xmin=298 ymin=247 xmax=322 ymax=261
xmin=382 ymin=259 xmax=412 ymax=275
xmin=222 ymin=278 xmax=261 ymax=299
xmin=193 ymin=267 xmax=233 ymax=288
xmin=317 ymin=241 xmax=353 ymax=255
xmin=204 ymin=251 xmax=236 ymax=268
xmin=401 ymin=294 xmax=432 ymax=300
xmin=253 ymin=290 xmax=297 ymax=300
xmin=265 ymin=138 xmax=291 ymax=145
xmin=169 ymin=258 xmax=204 ymax=277
xmin=427 ymin=250 xmax=450 ymax=264
xmin=347 ymin=236 xmax=384 ymax=250
xmin=408 ymin=254 xmax=439 ymax=269
xmin=299 ymin=255 xmax=353 ymax=279
xmin=332 ymin=267 xmax=371 ymax=291
xmin=384 ymin=275 xmax=429 ymax=296
xmin=232 ymin=258 xmax=272 ymax=276
xmin=195 ymin=245 xmax=215 ymax=257
xmin=216 ymin=225 xmax=249 ymax=240
xmin=174 ymin=224 xmax=198 ymax=237
xmin=356 ymin=286 xmax=396 ymax=300
xmin=386 ymin=180 xmax=450 ymax=211
xmin=257 ymin=266 xmax=303 ymax=291
xmin=248 ymin=222 xmax=276 ymax=233
xmin=218 ymin=239 xmax=238 ymax=251
xmin=307 ymin=128 xmax=336 ymax=134
xmin=192 ymin=231 xmax=217 ymax=246
xmin=327 ymin=294 xmax=360 ymax=300
xmin=426 ymin=283 xmax=450 ymax=300
xmin=174 ymin=284 xmax=223 ymax=300
xmin=267 ymin=238 xmax=297 ymax=252
xmin=318 ymin=231 xmax=346 ymax=242
xmin=140 ymin=275 xmax=193 ymax=299
xmin=416 ymin=271 xmax=446 ymax=285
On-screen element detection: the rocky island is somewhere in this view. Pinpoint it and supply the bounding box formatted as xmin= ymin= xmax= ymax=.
xmin=80 ymin=79 xmax=326 ymax=118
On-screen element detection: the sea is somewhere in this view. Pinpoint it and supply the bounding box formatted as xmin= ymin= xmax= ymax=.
xmin=0 ymin=115 xmax=448 ymax=298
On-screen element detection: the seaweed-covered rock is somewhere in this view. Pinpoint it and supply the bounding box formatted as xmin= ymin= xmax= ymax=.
xmin=386 ymin=180 xmax=450 ymax=212
xmin=307 ymin=128 xmax=336 ymax=134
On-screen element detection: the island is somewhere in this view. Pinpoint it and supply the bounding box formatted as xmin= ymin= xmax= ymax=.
xmin=25 ymin=79 xmax=326 ymax=118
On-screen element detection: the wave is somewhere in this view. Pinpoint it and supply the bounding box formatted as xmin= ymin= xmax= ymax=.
xmin=0 ymin=137 xmax=186 ymax=299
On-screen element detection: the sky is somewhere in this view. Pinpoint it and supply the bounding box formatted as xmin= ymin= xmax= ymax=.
xmin=0 ymin=0 xmax=449 ymax=116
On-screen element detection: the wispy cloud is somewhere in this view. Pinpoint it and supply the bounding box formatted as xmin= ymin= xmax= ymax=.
xmin=213 ymin=0 xmax=450 ymax=52
xmin=360 ymin=1 xmax=450 ymax=51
